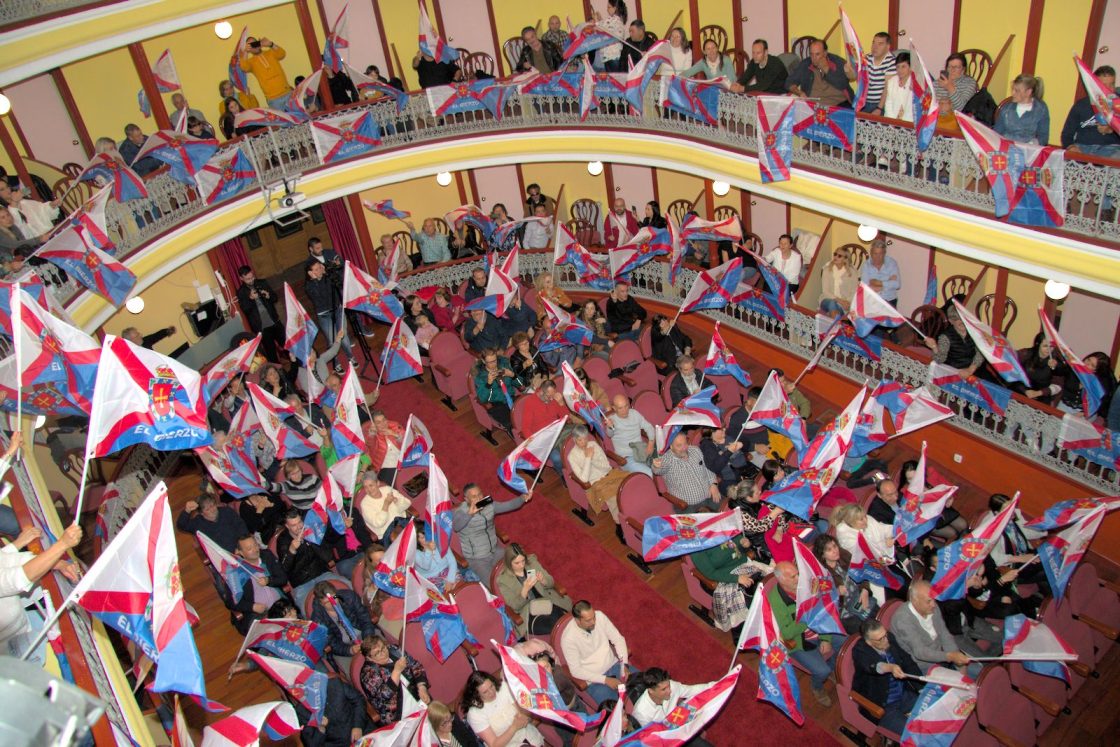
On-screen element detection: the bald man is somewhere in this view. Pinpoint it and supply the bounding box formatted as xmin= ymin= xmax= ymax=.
xmin=768 ymin=560 xmax=837 ymax=705
xmin=891 ymin=580 xmax=983 ymax=679
xmin=605 ymin=394 xmax=654 ymax=476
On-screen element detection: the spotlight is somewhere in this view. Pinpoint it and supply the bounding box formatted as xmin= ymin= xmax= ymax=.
xmin=214 ymin=21 xmax=233 ymax=40
xmin=0 ymin=94 xmax=10 ymax=117
xmin=1044 ymin=279 xmax=1070 ymax=301
xmin=126 ymin=296 xmax=145 ymax=314
xmin=436 ymin=171 xmax=452 ymax=186
xmin=857 ymin=224 xmax=879 ymax=242
xmin=587 ymin=160 xmax=604 ymax=176
xmin=712 ymin=181 xmax=730 ymax=196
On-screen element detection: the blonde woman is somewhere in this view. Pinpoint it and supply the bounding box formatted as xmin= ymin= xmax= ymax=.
xmin=819 ymin=247 xmax=857 ymax=317
xmin=535 ymin=272 xmax=576 ymax=312
xmin=357 ymin=470 xmax=410 ymax=544
xmin=830 ymin=504 xmax=895 ymax=604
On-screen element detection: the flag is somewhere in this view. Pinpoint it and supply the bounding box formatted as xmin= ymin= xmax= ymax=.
xmin=445 ymin=205 xmax=497 ymax=243
xmin=560 ymin=361 xmax=607 ymax=439
xmin=579 ymin=60 xmax=598 ymax=121
xmin=236 ymin=618 xmax=326 ymax=667
xmin=201 ymin=701 xmax=301 ymax=747
xmin=610 ymin=226 xmax=671 ymax=279
xmin=1073 ymin=55 xmax=1120 ymax=134
xmin=202 ymin=335 xmax=260 ymax=403
xmin=894 ymin=441 xmax=958 ymax=546
xmin=929 ymin=361 xmax=1012 ymax=416
xmin=659 ymin=74 xmax=728 ymax=126
xmin=424 ymin=454 xmax=454 ymax=556
xmin=816 ymin=314 xmax=883 ymax=361
xmin=499 ymin=244 xmax=520 ymax=279
xmin=482 ymin=586 xmax=518 ymax=647
xmin=892 ymin=385 xmax=954 ymax=437
xmin=734 ymin=587 xmax=802 ymax=725
xmin=87 ymin=336 xmax=211 ymax=456
xmin=303 ymin=473 xmax=348 ymax=545
xmin=381 ymin=317 xmax=424 ymax=383
xmin=930 ymin=494 xmax=1020 ymax=600
xmin=328 ymin=364 xmax=366 ymax=460
xmin=910 ymin=40 xmax=941 ymax=151
xmin=734 ymin=249 xmax=789 ymax=321
xmin=464 ymin=266 xmax=517 ymax=317
xmin=403 ymin=568 xmax=477 ymax=661
xmin=665 ymin=386 xmax=722 ymax=430
xmin=848 ymin=531 xmax=905 ymax=591
xmin=282 ymin=282 xmax=318 ymax=366
xmin=957 ymin=112 xmax=1065 ymax=227
xmin=310 ymin=110 xmax=381 ymax=163
xmin=1039 ymin=307 xmax=1105 ymax=417
xmin=494 ymin=641 xmax=605 ymax=732
xmin=0 ymin=357 xmax=89 ymax=417
xmin=849 ymin=283 xmax=909 ymax=337
xmin=246 ymin=381 xmax=317 ymax=459
xmin=354 ymin=711 xmax=426 ymax=747
xmin=196 ymin=443 xmax=266 ymax=499
xmin=362 ymin=198 xmax=410 ymax=221
xmin=747 ymin=371 xmax=808 ymax=454
xmin=951 ymin=300 xmax=1030 ymax=386
xmin=792 ymin=538 xmax=844 ymax=636
xmin=138 ymin=88 xmax=152 ymax=118
xmin=498 ymin=418 xmax=566 ymax=493
xmin=680 ymin=213 xmax=743 ymax=244
xmin=518 ymin=70 xmax=581 ymax=97
xmin=76 ymin=151 xmax=148 ymax=202
xmin=562 ymin=22 xmax=619 ymax=61
xmin=8 ymin=288 xmax=99 ymax=400
xmin=376 ymin=238 xmax=404 ymax=289
xmin=1025 ymin=496 xmax=1120 ymax=531
xmin=793 ymin=100 xmax=856 ymax=150
xmin=133 ymin=127 xmax=219 ymax=185
xmin=1059 ymin=413 xmax=1120 ymax=471
xmin=764 ymin=387 xmax=865 ymax=520
xmin=247 ymin=653 xmax=328 ymax=727
xmin=373 ymin=520 xmax=416 ymax=597
xmin=418 ymin=0 xmax=458 ymax=63
xmin=680 ymin=258 xmax=744 ymax=313
xmin=195 ymin=147 xmax=256 ymax=206
xmin=624 ymin=40 xmax=674 ymax=112
xmin=348 ymin=65 xmax=410 ymax=112
xmin=322 ymin=3 xmax=350 ymax=72
xmin=597 ymin=685 xmax=627 ymax=746
xmin=923 ymin=264 xmax=938 ymax=307
xmin=1002 ymin=614 xmax=1077 ymax=683
xmin=539 ymin=297 xmax=593 ymax=351
xmin=343 ymin=260 xmax=403 ymax=324
xmin=492 ymin=217 xmax=543 ymax=250
xmin=36 ymin=221 xmax=136 ymax=307
xmin=1039 ymin=505 xmax=1106 ymax=603
xmin=848 ymin=392 xmax=889 ymax=458
xmin=426 ymin=80 xmax=507 ymax=119
xmin=756 ymin=96 xmax=796 ymax=183
xmin=233 ymin=107 xmax=303 ymax=129
xmin=72 ymin=482 xmax=207 ymax=697
xmin=151 ymin=48 xmax=180 ymax=91
xmin=616 ymin=668 xmax=742 ymax=745
xmin=561 ymin=240 xmax=613 ymax=289
xmin=400 ymin=415 xmax=434 ymax=468
xmin=839 ymin=5 xmax=868 ymax=110
xmin=0 ymin=277 xmax=50 ymax=331
xmin=900 ymin=668 xmax=977 ymax=747
xmin=196 ymin=532 xmax=267 ymax=606
xmin=229 ymin=26 xmax=250 ymax=93
xmin=642 ymin=509 xmax=742 ymax=562
xmin=329 ymin=453 xmax=363 ymax=497
xmin=702 ymin=322 xmax=751 ymax=389
xmin=663 ymin=215 xmax=687 ymax=286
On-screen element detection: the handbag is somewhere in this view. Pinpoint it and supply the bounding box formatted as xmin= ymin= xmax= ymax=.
xmin=528 ymin=598 xmax=554 ymax=616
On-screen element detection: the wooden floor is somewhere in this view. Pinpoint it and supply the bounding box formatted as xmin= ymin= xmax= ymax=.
xmin=160 ymin=318 xmax=1120 ymax=746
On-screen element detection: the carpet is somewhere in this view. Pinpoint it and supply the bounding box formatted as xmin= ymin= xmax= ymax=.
xmin=368 ymin=373 xmax=840 ymax=746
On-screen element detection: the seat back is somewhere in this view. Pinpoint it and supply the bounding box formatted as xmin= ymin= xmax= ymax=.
xmin=1007 ymin=661 xmax=1066 ymax=733
xmin=742 ymin=232 xmax=765 ymax=256
xmin=550 ymin=613 xmax=578 ymax=672
xmin=1040 ymin=598 xmax=1093 ymax=692
xmin=959 ymin=48 xmax=995 ymax=88
xmin=709 ymin=374 xmax=745 ymax=410
xmin=730 ymin=48 xmax=749 ymax=75
xmin=561 ymin=437 xmax=594 ymax=514
xmin=511 ymin=393 xmax=531 ymax=441
xmin=660 ymin=371 xmax=680 ymax=411
xmin=461 ymin=51 xmax=496 ymax=79
xmin=617 ymin=473 xmax=671 ymax=553
xmin=351 ymin=557 xmax=367 ymax=595
xmin=680 ymin=556 xmax=714 ymax=611
xmin=876 ymin=599 xmax=901 ymax=628
xmin=835 ymin=635 xmax=884 ymax=740
xmin=392 ymin=230 xmax=420 ymax=268
xmin=565 ymin=218 xmax=595 ymax=248
xmin=503 ymin=37 xmax=525 ymax=75
xmin=350 ymin=651 xmax=366 ymax=687
xmin=975 ymin=665 xmax=1038 ymax=747
xmin=53 ymin=179 xmax=91 ymax=215
xmin=910 ymin=305 xmax=948 ymax=340
xmin=522 ymin=287 xmax=539 ymax=316
xmin=941 ymin=274 xmax=975 ymax=303
xmin=713 ymin=204 xmax=739 ymax=223
xmin=609 ymin=339 xmax=643 ymax=369
xmin=571 ymin=199 xmax=602 ymax=243
xmin=455 ymin=582 xmax=508 ymax=672
xmin=1069 ymin=562 xmax=1120 ymax=631
xmin=697 ymin=24 xmax=729 ymax=53
xmin=974 ymin=293 xmax=1017 ymax=337
xmin=665 ymin=199 xmax=694 ymax=226
xmin=634 ymin=389 xmax=669 ymax=427
xmin=624 ymin=360 xmax=660 ymax=398
xmin=403 ymin=623 xmax=476 ymax=702
xmin=837 ymin=243 xmax=868 ymax=270
xmin=790 ymin=35 xmax=814 ymax=60
xmin=638 ymin=324 xmax=653 ymax=359
xmin=429 ymin=332 xmax=473 ymax=401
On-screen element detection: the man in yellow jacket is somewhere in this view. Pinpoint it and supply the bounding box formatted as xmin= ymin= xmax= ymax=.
xmin=239 ymin=36 xmax=293 ymax=111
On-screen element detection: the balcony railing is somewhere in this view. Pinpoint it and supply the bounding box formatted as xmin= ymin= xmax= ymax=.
xmin=0 ymin=0 xmax=121 ymax=30
xmin=63 ymin=84 xmax=1117 ymax=309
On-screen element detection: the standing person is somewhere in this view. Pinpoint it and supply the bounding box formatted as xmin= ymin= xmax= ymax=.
xmin=305 ymin=261 xmax=351 ymax=362
xmin=862 ymin=32 xmax=896 ymax=114
xmin=603 ymin=197 xmax=640 ymax=249
xmin=236 ymin=265 xmax=284 ymax=362
xmin=516 ymin=26 xmax=563 ymax=74
xmin=1 ymin=523 xmax=82 ymax=657
xmin=239 ymin=36 xmax=294 ymax=110
xmin=169 ymin=93 xmax=208 ymax=130
xmin=452 ymin=483 xmax=532 ymax=580
xmin=666 ymin=27 xmax=693 ymax=72
xmin=859 ymin=238 xmax=900 ymax=305
xmin=592 ymin=0 xmax=628 ymax=73
xmin=406 ymin=219 xmax=452 ymax=265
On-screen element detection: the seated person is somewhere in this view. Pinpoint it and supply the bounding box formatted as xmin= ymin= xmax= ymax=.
xmin=534 ymin=272 xmax=576 ymax=312
xmin=770 ymin=561 xmax=837 ymax=705
xmin=267 ymin=459 xmax=322 ymax=512
xmin=495 ymin=543 xmax=572 ymax=636
xmin=425 ymin=701 xmax=479 ymax=747
xmin=668 ymin=354 xmax=702 ymax=406
xmin=787 ymin=39 xmax=855 ymax=108
xmin=892 ymin=580 xmax=982 ymax=678
xmin=463 ymin=672 xmax=543 ymax=746
xmin=692 ymin=532 xmax=766 ymax=631
xmin=521 ymin=379 xmax=574 ymax=467
xmin=464 ymin=309 xmax=509 ymax=353
xmin=831 ymin=504 xmax=897 ymax=605
xmin=239 ymin=492 xmax=285 ymax=546
xmin=309 ymin=580 xmax=377 ymax=672
xmin=731 ymin=39 xmax=788 ymax=94
xmin=502 ymin=294 xmax=537 ymax=338
xmin=357 ymin=470 xmax=410 ymax=544
xmin=403 ymin=295 xmax=436 ymax=333
xmin=1014 ymin=332 xmax=1061 ymax=402
xmin=414 ymin=313 xmax=439 ymax=350
xmin=406 ymin=218 xmax=452 ymax=264
xmin=814 ymin=534 xmax=877 ymax=633
xmin=463 ymin=268 xmax=489 ymax=303
xmin=412 ymin=519 xmax=460 ymax=590
xmin=774 ymin=368 xmax=812 ymax=420
xmin=509 ymin=332 xmax=549 ymax=391
xmin=472 ymin=349 xmax=518 ymax=431
xmin=934 ymin=53 xmax=978 ymax=114
xmin=1061 ymin=64 xmax=1120 ymax=158
xmin=175 ymin=494 xmax=247 ymax=552
xmin=577 ymin=299 xmax=613 ymax=352
xmin=649 ymin=314 xmax=692 ymax=375
xmin=559 ymin=601 xmax=637 ymax=705
xmin=231 ymin=533 xmax=290 ymax=633
xmin=535 ymin=315 xmax=582 ymax=372
xmin=275 ymin=510 xmax=349 ymax=611
xmin=429 ymin=286 xmax=466 ymax=331
xmin=865 ymin=478 xmax=900 ymax=526
xmin=566 ymin=425 xmax=628 ymax=525
xmin=698 ymin=427 xmax=748 ymax=492
xmin=358 ymin=543 xmax=403 ymax=640
xmin=364 ymin=410 xmax=405 ymax=485
xmin=852 ymin=619 xmax=922 ymax=735
xmin=994 ymin=74 xmax=1049 ymax=144
xmin=652 ymin=432 xmax=722 ymax=513
xmin=680 ymin=39 xmax=735 ymax=80
xmin=982 ymin=492 xmax=1049 ymax=593
xmin=925 ymin=306 xmax=983 ymax=377
xmin=606 ymin=394 xmax=655 ymax=476
xmin=605 ymin=281 xmax=646 ymax=341
xmin=359 ymin=634 xmax=431 ymax=728
xmin=629 ymin=668 xmax=717 ymax=746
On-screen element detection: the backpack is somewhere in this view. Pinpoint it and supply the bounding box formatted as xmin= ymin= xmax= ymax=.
xmin=962 ymin=87 xmax=998 ymax=126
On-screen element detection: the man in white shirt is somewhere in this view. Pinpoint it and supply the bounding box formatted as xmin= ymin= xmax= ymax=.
xmin=606 ymin=395 xmax=655 ymax=476
xmin=631 ymin=667 xmax=716 ymax=746
xmin=559 ymin=600 xmax=636 ymax=704
xmin=1 ymin=522 xmax=82 ymax=657
xmin=521 ymin=204 xmax=553 ymax=249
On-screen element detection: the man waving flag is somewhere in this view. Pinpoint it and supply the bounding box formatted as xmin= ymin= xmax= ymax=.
xmin=246 ymin=381 xmax=317 ymax=459
xmin=952 ymin=299 xmax=1030 ymax=386
xmin=283 ymin=283 xmax=319 ymax=366
xmin=734 ymin=584 xmax=802 ymax=724
xmin=494 ymin=641 xmax=605 ymax=732
xmin=930 ymin=493 xmax=1020 ymax=600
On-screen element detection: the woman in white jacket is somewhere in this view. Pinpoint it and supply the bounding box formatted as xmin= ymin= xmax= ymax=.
xmin=831 ymin=503 xmax=896 ymax=605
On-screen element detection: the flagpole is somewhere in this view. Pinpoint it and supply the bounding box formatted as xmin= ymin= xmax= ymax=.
xmin=900 ymin=673 xmax=975 ymax=689
xmin=13 ymin=281 xmax=22 ymax=429
xmin=20 ymin=583 xmax=84 ymax=661
xmin=399 ymin=571 xmax=409 ymax=654
xmin=793 ymin=313 xmax=849 ymax=387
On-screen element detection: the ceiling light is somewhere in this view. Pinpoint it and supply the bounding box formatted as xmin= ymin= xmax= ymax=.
xmin=856 ymin=224 xmax=879 ymax=242
xmin=214 ymin=21 xmax=234 ymax=40
xmin=0 ymin=94 xmax=10 ymax=117
xmin=436 ymin=171 xmax=452 ymax=186
xmin=587 ymin=161 xmax=604 ymax=176
xmin=126 ymin=296 xmax=145 ymax=314
xmin=712 ymin=181 xmax=730 ymax=196
xmin=1044 ymin=279 xmax=1071 ymax=301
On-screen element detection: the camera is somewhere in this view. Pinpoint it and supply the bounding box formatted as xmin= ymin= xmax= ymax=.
xmin=250 ymin=40 xmax=262 ymax=49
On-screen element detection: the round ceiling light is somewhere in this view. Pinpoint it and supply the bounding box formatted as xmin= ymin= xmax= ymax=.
xmin=126 ymin=296 xmax=145 ymax=314
xmin=1044 ymin=279 xmax=1071 ymax=301
xmin=587 ymin=161 xmax=604 ymax=176
xmin=214 ymin=21 xmax=234 ymax=40
xmin=712 ymin=181 xmax=731 ymax=196
xmin=436 ymin=171 xmax=453 ymax=186
xmin=856 ymin=224 xmax=879 ymax=242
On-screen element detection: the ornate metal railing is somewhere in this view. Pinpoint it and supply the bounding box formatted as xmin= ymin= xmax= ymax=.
xmin=0 ymin=0 xmax=118 ymax=29
xmin=60 ymin=83 xmax=1117 ymax=309
xmin=396 ymin=250 xmax=1118 ymax=495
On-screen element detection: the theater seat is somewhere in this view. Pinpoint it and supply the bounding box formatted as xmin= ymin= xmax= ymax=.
xmin=582 ymin=357 xmax=626 ymax=402
xmin=1007 ymin=661 xmax=1067 ymax=733
xmin=511 ymin=393 xmax=530 ymax=442
xmin=708 ymin=373 xmax=746 ymax=410
xmin=456 ymin=582 xmax=518 ymax=671
xmin=680 ymin=556 xmax=717 ymax=628
xmin=1068 ymin=563 xmax=1120 ymax=657
xmin=974 ymin=665 xmax=1039 ymax=747
xmin=1040 ymin=598 xmax=1095 ymax=695
xmin=835 ymin=635 xmax=902 ymax=744
xmin=660 ymin=371 xmax=680 ymax=411
xmin=876 ymin=599 xmax=902 ymax=629
xmin=429 ymin=331 xmax=474 ymax=407
xmin=403 ymin=622 xmax=475 ymax=703
xmin=633 ymin=389 xmax=668 ymax=428
xmin=617 ymin=473 xmax=679 ymax=574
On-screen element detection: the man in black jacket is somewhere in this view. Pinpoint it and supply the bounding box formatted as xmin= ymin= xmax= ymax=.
xmin=236 ymin=265 xmax=284 ymax=362
xmin=276 ymin=510 xmax=348 ymax=611
xmin=232 ymin=533 xmax=290 ymax=633
xmin=297 ymin=676 xmax=372 ymax=747
xmin=852 ymin=618 xmax=922 ymax=735
xmin=305 ymin=260 xmax=351 ymax=363
xmin=176 ymin=495 xmax=247 ymax=552
xmin=308 ymin=581 xmax=376 ymax=672
xmin=516 ymin=26 xmax=563 ymax=73
xmin=866 ymin=479 xmax=899 ymax=526
xmin=605 ymin=281 xmax=647 ymax=341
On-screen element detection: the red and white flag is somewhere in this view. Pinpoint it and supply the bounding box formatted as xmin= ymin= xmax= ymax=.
xmin=329 ymin=363 xmax=366 ymax=459
xmin=309 ymin=108 xmax=382 ymax=161
xmin=1039 ymin=505 xmax=1107 ymax=603
xmin=891 ymin=385 xmax=954 ymax=437
xmin=930 ymin=493 xmax=1020 ymax=600
xmin=283 ymin=282 xmax=319 ymax=366
xmin=617 ymin=668 xmax=743 ymax=745
xmin=329 ymin=453 xmax=364 ymax=497
xmin=849 ymin=283 xmax=909 ymax=337
xmin=494 ymin=641 xmax=605 ymax=732
xmin=424 ymin=454 xmax=454 ymax=556
xmin=152 ymin=49 xmax=181 ymax=91
xmin=894 ymin=441 xmax=959 ymax=545
xmin=680 ymin=213 xmax=743 ymax=243
xmin=1074 ymin=55 xmax=1120 ymax=135
xmin=793 ymin=538 xmax=844 ymax=636
xmin=200 ymin=701 xmax=301 ymax=747
xmin=353 ymin=709 xmax=428 ymax=747
xmin=246 ymin=380 xmax=318 ymax=459
xmin=498 ymin=418 xmax=566 ymax=493
xmin=952 ymin=300 xmax=1030 ymax=386
xmin=202 ymin=334 xmax=260 ymax=402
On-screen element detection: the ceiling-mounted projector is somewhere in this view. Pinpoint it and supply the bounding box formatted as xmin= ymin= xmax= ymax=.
xmin=279 ymin=191 xmax=306 ymax=209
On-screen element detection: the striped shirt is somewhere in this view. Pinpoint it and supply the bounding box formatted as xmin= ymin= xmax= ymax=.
xmin=864 ymin=51 xmax=896 ymax=106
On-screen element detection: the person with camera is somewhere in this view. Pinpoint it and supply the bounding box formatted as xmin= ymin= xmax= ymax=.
xmin=236 ymin=265 xmax=284 ymax=362
xmin=238 ymin=35 xmax=293 ymax=111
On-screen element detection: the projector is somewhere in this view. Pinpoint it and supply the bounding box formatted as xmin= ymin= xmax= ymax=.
xmin=279 ymin=191 xmax=306 ymax=209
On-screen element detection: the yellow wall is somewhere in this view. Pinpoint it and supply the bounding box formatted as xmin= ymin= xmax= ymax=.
xmin=786 ymin=0 xmax=889 ymax=48
xmin=379 ymin=1 xmax=443 ymax=91
xmin=522 ymin=161 xmax=608 ymax=220
xmin=1033 ymin=0 xmax=1092 ymax=145
xmin=1003 ymin=269 xmax=1045 ymax=348
xmin=490 ymin=0 xmax=587 ymax=61
xmin=100 ymin=255 xmax=219 ymax=355
xmin=357 ymin=173 xmax=468 ymax=244
xmin=654 ymin=168 xmax=705 ymax=214
xmin=957 ymin=0 xmax=1028 ymax=100
xmin=60 ymin=48 xmax=142 ymax=144
xmin=693 ymin=1 xmax=735 ymax=49
xmin=642 ymin=1 xmax=691 ymax=43
xmin=931 ymin=247 xmax=993 ymax=307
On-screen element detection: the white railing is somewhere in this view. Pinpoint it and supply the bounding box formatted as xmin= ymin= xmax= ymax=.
xmin=0 ymin=0 xmax=112 ymax=28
